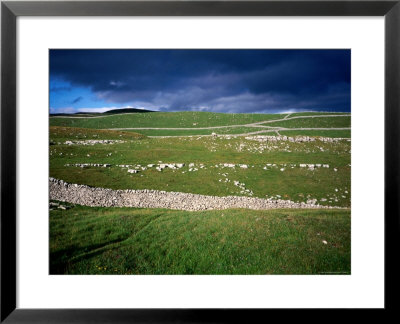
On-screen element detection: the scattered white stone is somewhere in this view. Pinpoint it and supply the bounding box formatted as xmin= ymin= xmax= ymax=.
xmin=307 ymin=199 xmax=317 ymax=205
xmin=64 ymin=139 xmax=125 ymax=146
xmin=223 ymin=163 xmax=235 ymax=168
xmin=65 ymin=163 xmax=111 ymax=168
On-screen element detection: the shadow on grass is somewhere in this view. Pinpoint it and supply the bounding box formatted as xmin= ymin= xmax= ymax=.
xmin=50 ymin=238 xmax=126 ymax=274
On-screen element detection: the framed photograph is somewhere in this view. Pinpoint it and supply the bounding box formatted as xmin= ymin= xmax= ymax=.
xmin=1 ymin=0 xmax=399 ymax=321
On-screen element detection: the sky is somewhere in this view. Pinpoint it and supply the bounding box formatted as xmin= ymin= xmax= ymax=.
xmin=49 ymin=49 xmax=351 ymax=114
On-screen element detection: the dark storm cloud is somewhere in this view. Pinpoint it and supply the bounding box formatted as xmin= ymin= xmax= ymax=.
xmin=50 ymin=49 xmax=351 ymax=112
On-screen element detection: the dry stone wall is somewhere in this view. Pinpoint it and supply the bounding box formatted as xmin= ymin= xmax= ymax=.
xmin=49 ymin=178 xmax=344 ymax=211
xmin=64 ymin=139 xmax=125 ymax=145
xmin=245 ymin=135 xmax=349 ymax=143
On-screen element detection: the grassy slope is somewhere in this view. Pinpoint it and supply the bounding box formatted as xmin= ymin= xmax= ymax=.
xmin=132 ymin=126 xmax=266 ymax=137
xmin=50 ymin=128 xmax=351 ymax=207
xmin=278 ymin=129 xmax=351 ymax=138
xmin=289 ymin=112 xmax=350 ymax=117
xmin=265 ymin=116 xmax=351 ymax=128
xmin=49 ymin=111 xmax=284 ymax=129
xmin=50 ymin=126 xmax=146 ymax=141
xmin=50 ymin=204 xmax=350 ymax=275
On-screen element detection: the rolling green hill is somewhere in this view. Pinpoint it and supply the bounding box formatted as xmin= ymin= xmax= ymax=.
xmin=49 ymin=111 xmax=351 ymax=137
xmin=49 ymin=111 xmax=285 ymax=129
xmin=264 ymin=116 xmax=351 ymax=128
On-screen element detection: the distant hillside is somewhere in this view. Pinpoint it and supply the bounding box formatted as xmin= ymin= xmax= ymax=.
xmin=50 ymin=108 xmax=153 ymax=117
xmin=103 ymin=108 xmax=154 ymax=114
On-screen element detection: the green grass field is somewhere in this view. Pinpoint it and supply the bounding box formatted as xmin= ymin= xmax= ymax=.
xmin=49 ymin=111 xmax=351 ymax=137
xmin=50 ymin=204 xmax=350 ymax=275
xmin=127 ymin=126 xmax=267 ymax=137
xmin=49 ymin=111 xmax=284 ymax=129
xmin=278 ymin=129 xmax=351 ymax=138
xmin=50 ymin=111 xmax=351 ymax=274
xmin=289 ymin=112 xmax=349 ymax=117
xmin=50 ymin=126 xmax=146 ymax=141
xmin=264 ymin=116 xmax=351 ymax=128
xmin=50 ymin=127 xmax=351 ymax=207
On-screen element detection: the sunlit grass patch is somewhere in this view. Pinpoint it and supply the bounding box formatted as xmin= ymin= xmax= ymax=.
xmin=278 ymin=129 xmax=351 ymax=138
xmin=265 ymin=116 xmax=351 ymax=128
xmin=50 ymin=126 xmax=145 ymax=142
xmin=50 ymin=204 xmax=351 ymax=275
xmin=49 ymin=111 xmax=283 ymax=129
xmin=132 ymin=126 xmax=267 ymax=137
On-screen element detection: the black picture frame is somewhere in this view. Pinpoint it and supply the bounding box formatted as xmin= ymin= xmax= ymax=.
xmin=1 ymin=0 xmax=399 ymax=322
